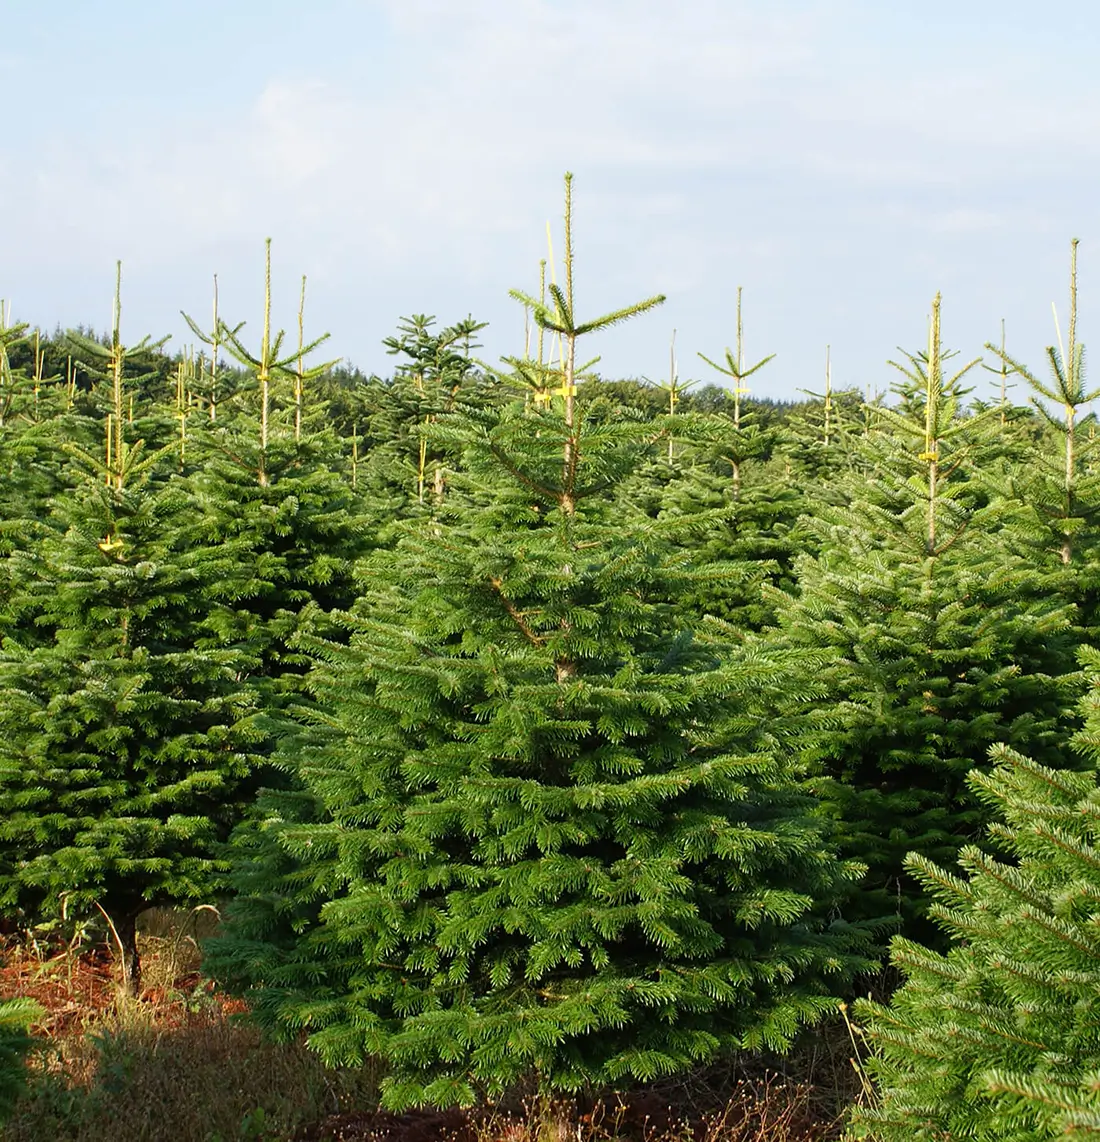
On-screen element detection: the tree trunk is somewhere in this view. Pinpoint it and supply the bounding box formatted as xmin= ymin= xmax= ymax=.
xmin=113 ymin=910 xmax=143 ymax=995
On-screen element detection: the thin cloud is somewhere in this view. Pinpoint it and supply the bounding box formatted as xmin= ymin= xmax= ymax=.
xmin=1 ymin=0 xmax=1097 ymax=396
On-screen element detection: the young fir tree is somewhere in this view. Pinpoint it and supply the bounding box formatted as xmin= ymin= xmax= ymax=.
xmin=612 ymin=297 xmax=801 ymax=633
xmin=347 ymin=313 xmax=496 ymax=535
xmin=780 ymin=347 xmax=865 ymax=495
xmin=763 ymin=296 xmax=1082 ymax=938
xmin=206 ymin=174 xmax=875 ymax=1109
xmin=986 ymin=240 xmax=1100 ymax=635
xmin=694 ymin=286 xmax=776 ymax=503
xmin=848 ymin=644 xmax=1100 ymax=1142
xmin=0 ymin=275 xmax=268 ymax=990
xmin=0 ymin=318 xmax=47 ymax=625
xmin=0 ymin=317 xmax=81 ymax=590
xmin=179 ymin=243 xmax=369 ymax=690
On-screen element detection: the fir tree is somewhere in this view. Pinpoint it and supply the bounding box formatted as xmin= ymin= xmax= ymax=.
xmin=985 ymin=240 xmax=1100 ymax=638
xmin=0 ymin=453 xmax=268 ymax=989
xmin=0 ymin=274 xmax=268 ymax=990
xmin=0 ymin=317 xmax=82 ymax=588
xmin=179 ymin=242 xmax=370 ymax=688
xmin=630 ymin=407 xmax=802 ymax=632
xmin=695 ymin=285 xmax=776 ymax=501
xmin=356 ymin=313 xmax=493 ymax=525
xmin=780 ymin=350 xmax=865 ymax=494
xmin=206 ymin=174 xmax=875 ymax=1109
xmin=849 ymin=645 xmax=1100 ymax=1141
xmin=764 ymin=295 xmax=1082 ymax=937
xmin=612 ymin=298 xmax=800 ymax=633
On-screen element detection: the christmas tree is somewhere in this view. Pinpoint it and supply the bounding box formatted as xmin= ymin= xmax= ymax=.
xmin=763 ymin=296 xmax=1082 ymax=937
xmin=0 ymin=274 xmax=268 ymax=990
xmin=206 ymin=175 xmax=876 ymax=1109
xmin=849 ymin=643 xmax=1100 ymax=1141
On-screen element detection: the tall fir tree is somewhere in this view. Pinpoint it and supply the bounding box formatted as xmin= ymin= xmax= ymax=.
xmin=0 ymin=274 xmax=268 ymax=990
xmin=762 ymin=295 xmax=1083 ymax=938
xmin=985 ymin=240 xmax=1100 ymax=637
xmin=206 ymin=174 xmax=876 ymax=1109
xmin=179 ymin=242 xmax=370 ymax=692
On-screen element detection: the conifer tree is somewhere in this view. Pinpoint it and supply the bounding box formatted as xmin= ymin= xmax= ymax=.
xmin=986 ymin=240 xmax=1100 ymax=635
xmin=0 ymin=274 xmax=268 ymax=990
xmin=179 ymin=242 xmax=369 ymax=688
xmin=206 ymin=175 xmax=875 ymax=1109
xmin=380 ymin=313 xmax=489 ymax=506
xmin=848 ymin=644 xmax=1100 ymax=1141
xmin=764 ymin=295 xmax=1082 ymax=936
xmin=0 ymin=317 xmax=79 ymax=586
xmin=780 ymin=348 xmax=864 ymax=494
xmin=612 ymin=297 xmax=801 ymax=633
xmin=695 ymin=286 xmax=776 ymax=502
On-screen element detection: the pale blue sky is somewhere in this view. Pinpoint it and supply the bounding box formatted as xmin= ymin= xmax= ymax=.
xmin=4 ymin=1 xmax=1099 ymax=399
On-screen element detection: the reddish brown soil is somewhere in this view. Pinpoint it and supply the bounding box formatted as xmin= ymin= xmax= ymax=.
xmin=0 ymin=938 xmax=246 ymax=1035
xmin=0 ymin=939 xmax=842 ymax=1142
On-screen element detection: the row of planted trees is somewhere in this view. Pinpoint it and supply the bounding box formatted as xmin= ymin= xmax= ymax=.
xmin=2 ymin=178 xmax=1100 ymax=1136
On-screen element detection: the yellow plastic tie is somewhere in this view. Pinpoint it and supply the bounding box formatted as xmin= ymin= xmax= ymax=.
xmin=533 ymin=390 xmax=552 ymax=403
xmin=558 ymin=384 xmax=577 ymax=397
xmin=918 ymin=451 xmax=939 ymax=461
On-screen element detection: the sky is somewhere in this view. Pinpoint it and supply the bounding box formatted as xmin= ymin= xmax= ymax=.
xmin=3 ymin=0 xmax=1100 ymax=401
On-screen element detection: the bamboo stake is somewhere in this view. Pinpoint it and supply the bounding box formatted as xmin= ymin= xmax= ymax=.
xmin=177 ymin=359 xmax=187 ymax=465
xmin=352 ymin=420 xmax=359 ymax=490
xmin=668 ymin=328 xmax=677 ymax=463
xmin=734 ymin=286 xmax=744 ymax=430
xmin=33 ymin=330 xmax=44 ymax=420
xmin=109 ymin=263 xmax=125 ymax=490
xmin=537 ymin=259 xmax=547 ymax=367
xmin=561 ymin=173 xmax=577 ymax=512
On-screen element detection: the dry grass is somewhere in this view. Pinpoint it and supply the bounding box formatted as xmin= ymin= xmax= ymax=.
xmin=293 ymin=1078 xmax=842 ymax=1142
xmin=4 ymin=1007 xmax=379 ymax=1142
xmin=0 ymin=909 xmax=380 ymax=1141
xmin=0 ymin=910 xmax=861 ymax=1142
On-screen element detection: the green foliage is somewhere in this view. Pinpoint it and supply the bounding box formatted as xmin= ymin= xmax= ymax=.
xmin=206 ymin=402 xmax=875 ymax=1106
xmin=983 ymin=242 xmax=1100 ymax=645
xmin=766 ymin=297 xmax=1083 ymax=938
xmin=3 ymin=193 xmax=1100 ymax=1134
xmin=0 ymin=997 xmax=42 ymax=1124
xmin=359 ymin=313 xmax=494 ymax=520
xmin=621 ymin=403 xmax=802 ymax=632
xmin=849 ymin=646 xmax=1100 ymax=1141
xmin=0 ymin=455 xmax=269 ymax=985
xmin=205 ymin=178 xmax=875 ymax=1108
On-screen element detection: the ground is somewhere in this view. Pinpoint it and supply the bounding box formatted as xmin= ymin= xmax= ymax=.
xmin=0 ymin=912 xmax=853 ymax=1142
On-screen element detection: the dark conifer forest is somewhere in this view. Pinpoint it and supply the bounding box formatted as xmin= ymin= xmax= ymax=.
xmin=4 ymin=184 xmax=1100 ymax=1140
